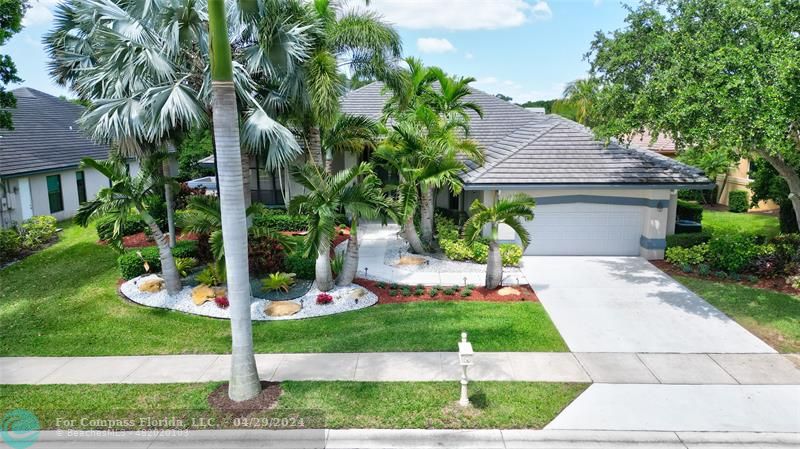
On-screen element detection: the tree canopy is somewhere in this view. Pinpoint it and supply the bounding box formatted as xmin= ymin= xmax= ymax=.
xmin=0 ymin=0 xmax=26 ymax=129
xmin=587 ymin=0 xmax=800 ymax=224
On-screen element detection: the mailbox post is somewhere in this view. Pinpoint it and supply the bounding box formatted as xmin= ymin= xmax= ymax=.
xmin=457 ymin=332 xmax=474 ymax=407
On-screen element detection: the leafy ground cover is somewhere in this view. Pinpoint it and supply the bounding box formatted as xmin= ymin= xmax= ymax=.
xmin=676 ymin=275 xmax=800 ymax=353
xmin=0 ymin=223 xmax=566 ymax=355
xmin=0 ymin=381 xmax=587 ymax=429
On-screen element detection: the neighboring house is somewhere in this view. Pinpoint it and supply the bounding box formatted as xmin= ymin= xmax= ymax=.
xmin=628 ymin=131 xmax=777 ymax=212
xmin=0 ymin=87 xmax=142 ymax=228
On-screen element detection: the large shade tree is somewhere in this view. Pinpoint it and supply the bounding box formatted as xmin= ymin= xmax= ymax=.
xmin=0 ymin=0 xmax=26 ymax=129
xmin=587 ymin=0 xmax=800 ymax=226
xmin=44 ymin=0 xmax=309 ymax=206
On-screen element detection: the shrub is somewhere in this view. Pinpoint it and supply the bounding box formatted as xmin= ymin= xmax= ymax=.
xmin=196 ymin=263 xmax=226 ymax=286
xmin=214 ymin=296 xmax=229 ymax=309
xmin=500 ymin=244 xmax=523 ymax=266
xmin=749 ymin=252 xmax=783 ymax=278
xmin=676 ymin=200 xmax=704 ymax=223
xmin=283 ymin=254 xmax=315 ymax=280
xmin=460 ymin=289 xmax=472 ymax=297
xmin=20 ymin=215 xmax=57 ymax=248
xmin=769 ymin=233 xmax=800 ymax=267
xmin=414 ymin=288 xmax=424 ymax=296
xmin=665 ymin=243 xmax=709 ymax=267
xmin=440 ymin=239 xmax=473 ymax=261
xmin=376 ymin=281 xmax=385 ymax=289
xmin=401 ymin=286 xmax=411 ymax=296
xmin=435 ymin=215 xmax=460 ymax=241
xmin=252 ymin=210 xmax=308 ymax=231
xmin=678 ymin=188 xmax=716 ymax=204
xmin=316 ymin=293 xmax=333 ymax=305
xmin=787 ymin=275 xmax=800 ymax=290
xmin=248 ymin=235 xmax=286 ymax=275
xmin=666 ymin=231 xmax=712 ymax=249
xmin=174 ymin=257 xmax=198 ymax=277
xmin=117 ymin=241 xmax=198 ymax=279
xmin=388 ymin=289 xmax=397 ymax=297
xmin=428 ymin=287 xmax=439 ymax=297
xmin=746 ymin=275 xmax=759 ymax=283
xmin=697 ymin=263 xmax=711 ymax=276
xmin=331 ymin=253 xmax=344 ymax=276
xmin=714 ymin=271 xmax=729 ymax=279
xmin=728 ymin=191 xmax=749 ymax=213
xmin=0 ymin=229 xmax=21 ymax=263
xmin=443 ymin=287 xmax=456 ymax=295
xmin=708 ymin=234 xmax=759 ymax=273
xmin=262 ymin=272 xmax=296 ymax=292
xmin=95 ymin=214 xmax=145 ymax=241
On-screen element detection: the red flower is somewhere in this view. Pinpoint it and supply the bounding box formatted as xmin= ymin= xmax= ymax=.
xmin=316 ymin=293 xmax=333 ymax=305
xmin=214 ymin=296 xmax=229 ymax=309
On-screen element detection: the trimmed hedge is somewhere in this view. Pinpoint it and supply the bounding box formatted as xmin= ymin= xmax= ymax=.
xmin=676 ymin=200 xmax=703 ymax=223
xmin=252 ymin=210 xmax=308 ymax=232
xmin=666 ymin=230 xmax=712 ymax=249
xmin=728 ymin=191 xmax=749 ymax=213
xmin=95 ymin=214 xmax=146 ymax=241
xmin=117 ymin=240 xmax=198 ymax=279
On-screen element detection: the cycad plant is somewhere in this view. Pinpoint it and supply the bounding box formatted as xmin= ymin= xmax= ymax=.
xmin=463 ymin=194 xmax=536 ymax=289
xmin=74 ymin=158 xmax=182 ymax=295
xmin=289 ymin=162 xmax=384 ymax=291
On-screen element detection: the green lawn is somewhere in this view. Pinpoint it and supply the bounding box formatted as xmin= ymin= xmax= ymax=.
xmin=702 ymin=210 xmax=780 ymax=238
xmin=677 ymin=276 xmax=800 ymax=353
xmin=0 ymin=223 xmax=566 ymax=356
xmin=0 ymin=381 xmax=587 ymax=429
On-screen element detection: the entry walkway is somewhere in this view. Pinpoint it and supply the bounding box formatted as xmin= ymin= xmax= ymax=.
xmin=2 ymin=352 xmax=799 ymax=385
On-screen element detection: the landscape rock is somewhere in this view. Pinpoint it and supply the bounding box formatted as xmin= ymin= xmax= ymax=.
xmin=138 ymin=276 xmax=165 ymax=293
xmin=497 ymin=287 xmax=521 ymax=296
xmin=265 ymin=301 xmax=302 ymax=317
xmin=192 ymin=285 xmax=216 ymax=305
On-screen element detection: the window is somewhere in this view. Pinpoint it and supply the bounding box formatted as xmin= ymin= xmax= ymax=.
xmin=46 ymin=175 xmax=64 ymax=213
xmin=76 ymin=171 xmax=87 ymax=204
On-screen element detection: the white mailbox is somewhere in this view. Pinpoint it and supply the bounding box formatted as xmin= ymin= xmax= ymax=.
xmin=458 ymin=332 xmax=474 ymax=406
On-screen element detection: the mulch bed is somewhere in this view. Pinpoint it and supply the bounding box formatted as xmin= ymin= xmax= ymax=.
xmin=99 ymin=232 xmax=200 ymax=249
xmin=207 ymin=381 xmax=282 ymax=416
xmin=652 ymin=260 xmax=800 ymax=295
xmin=354 ymin=278 xmax=539 ymax=303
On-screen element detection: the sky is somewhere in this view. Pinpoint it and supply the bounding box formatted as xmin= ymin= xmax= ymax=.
xmin=2 ymin=0 xmax=634 ymax=103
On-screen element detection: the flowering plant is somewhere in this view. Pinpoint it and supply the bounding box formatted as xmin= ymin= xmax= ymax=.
xmin=214 ymin=296 xmax=229 ymax=309
xmin=316 ymin=293 xmax=333 ymax=305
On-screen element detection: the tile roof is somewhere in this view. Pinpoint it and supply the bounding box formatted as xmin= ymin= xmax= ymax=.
xmin=627 ymin=130 xmax=678 ymax=155
xmin=0 ymin=87 xmax=110 ymax=177
xmin=341 ymin=82 xmax=711 ymax=188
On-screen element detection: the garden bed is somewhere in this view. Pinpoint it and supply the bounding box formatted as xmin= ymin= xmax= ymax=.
xmin=355 ymin=278 xmax=538 ymax=303
xmin=99 ymin=231 xmax=199 ymax=248
xmin=119 ymin=275 xmax=377 ymax=321
xmin=653 ymin=260 xmax=800 ymax=296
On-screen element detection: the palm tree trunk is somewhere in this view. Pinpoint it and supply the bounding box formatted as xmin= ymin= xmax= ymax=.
xmin=308 ymin=126 xmax=324 ymax=167
xmin=325 ymin=148 xmax=334 ymax=174
xmin=140 ymin=211 xmax=181 ymax=295
xmin=316 ymin=236 xmax=334 ymax=291
xmin=486 ymin=238 xmax=503 ymax=289
xmin=241 ymin=150 xmax=252 ymax=208
xmin=336 ymin=216 xmax=359 ymax=286
xmin=420 ymin=186 xmax=434 ymax=246
xmin=404 ymin=216 xmax=426 ymax=254
xmin=162 ymin=160 xmax=176 ymax=247
xmin=208 ymin=0 xmax=260 ymax=402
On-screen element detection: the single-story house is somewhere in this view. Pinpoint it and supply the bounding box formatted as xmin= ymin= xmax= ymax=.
xmin=0 ymin=87 xmax=143 ymax=228
xmin=194 ymin=83 xmax=714 ymax=259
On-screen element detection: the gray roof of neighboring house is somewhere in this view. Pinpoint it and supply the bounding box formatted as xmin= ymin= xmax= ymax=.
xmin=0 ymin=87 xmax=110 ymax=178
xmin=340 ymin=82 xmax=712 ymax=189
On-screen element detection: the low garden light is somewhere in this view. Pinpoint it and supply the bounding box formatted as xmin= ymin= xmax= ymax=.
xmin=457 ymin=332 xmax=474 ymax=407
xmin=364 ymin=267 xmax=368 ymax=278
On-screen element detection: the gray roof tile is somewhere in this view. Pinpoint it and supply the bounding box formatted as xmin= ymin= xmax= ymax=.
xmin=0 ymin=87 xmax=110 ymax=177
xmin=341 ymin=82 xmax=711 ymax=187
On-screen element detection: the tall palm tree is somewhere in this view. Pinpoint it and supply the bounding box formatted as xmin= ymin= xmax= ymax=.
xmin=336 ymin=171 xmax=386 ymax=286
xmin=208 ymin=0 xmax=260 ymax=402
xmin=74 ymin=158 xmax=182 ymax=295
xmin=463 ymin=194 xmax=536 ymax=289
xmin=321 ymin=114 xmax=379 ymax=174
xmin=282 ymin=0 xmax=402 ymax=171
xmin=289 ymin=162 xmax=381 ymax=291
xmin=45 ymin=0 xmax=310 ymax=206
xmin=560 ymin=79 xmax=598 ymax=126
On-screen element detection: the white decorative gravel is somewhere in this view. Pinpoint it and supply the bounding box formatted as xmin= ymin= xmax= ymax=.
xmin=119 ymin=274 xmax=377 ymax=321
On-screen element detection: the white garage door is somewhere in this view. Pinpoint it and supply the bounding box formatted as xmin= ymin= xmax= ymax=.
xmin=523 ymin=202 xmax=644 ymax=256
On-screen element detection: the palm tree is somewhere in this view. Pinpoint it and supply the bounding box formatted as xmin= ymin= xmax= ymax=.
xmin=321 ymin=114 xmax=380 ymax=173
xmin=45 ymin=0 xmax=309 ymax=205
xmin=336 ymin=171 xmax=386 ymax=286
xmin=282 ymin=0 xmax=402 ymax=172
xmin=208 ymin=0 xmax=260 ymax=402
xmin=560 ymin=79 xmax=598 ymax=126
xmin=463 ymin=194 xmax=536 ymax=289
xmin=289 ymin=162 xmax=382 ymax=291
xmin=74 ymin=158 xmax=182 ymax=295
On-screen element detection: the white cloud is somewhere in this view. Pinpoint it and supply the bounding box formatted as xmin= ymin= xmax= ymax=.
xmin=593 ymin=0 xmax=604 ymax=6
xmin=416 ymin=37 xmax=456 ymax=54
xmin=473 ymin=77 xmax=566 ymax=103
xmin=531 ymin=1 xmax=553 ymax=21
xmin=363 ymin=0 xmax=552 ymax=30
xmin=464 ymin=52 xmax=474 ymax=60
xmin=22 ymin=0 xmax=59 ymax=26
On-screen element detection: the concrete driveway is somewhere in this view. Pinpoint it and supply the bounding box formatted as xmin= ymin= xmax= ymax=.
xmin=521 ymin=257 xmax=775 ymax=353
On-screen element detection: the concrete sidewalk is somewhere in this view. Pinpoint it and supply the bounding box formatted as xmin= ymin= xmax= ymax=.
xmin=25 ymin=429 xmax=800 ymax=448
xmin=2 ymin=352 xmax=799 ymax=385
